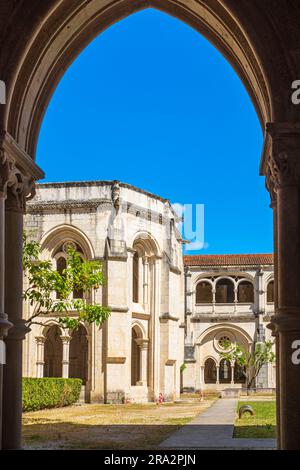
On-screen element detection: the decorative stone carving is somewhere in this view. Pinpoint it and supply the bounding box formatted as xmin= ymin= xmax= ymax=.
xmin=265 ymin=124 xmax=300 ymax=201
xmin=62 ymin=241 xmax=77 ymax=253
xmin=266 ymin=149 xmax=300 ymax=190
xmin=0 ymin=145 xmax=36 ymax=212
xmin=111 ymin=180 xmax=121 ymax=213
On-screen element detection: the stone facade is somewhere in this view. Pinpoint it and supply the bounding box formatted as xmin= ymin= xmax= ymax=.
xmin=23 ymin=180 xmax=185 ymax=403
xmin=182 ymin=254 xmax=276 ymax=393
xmin=23 ymin=181 xmax=276 ymax=402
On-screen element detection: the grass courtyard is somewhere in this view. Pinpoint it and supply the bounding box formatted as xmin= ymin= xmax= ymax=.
xmin=22 ymin=399 xmax=214 ymax=450
xmin=234 ymin=400 xmax=276 ymax=439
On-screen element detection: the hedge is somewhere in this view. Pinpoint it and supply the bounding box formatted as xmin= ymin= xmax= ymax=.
xmin=22 ymin=377 xmax=82 ymax=412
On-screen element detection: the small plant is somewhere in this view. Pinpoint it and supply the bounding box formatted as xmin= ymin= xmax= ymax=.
xmin=220 ymin=339 xmax=275 ymax=391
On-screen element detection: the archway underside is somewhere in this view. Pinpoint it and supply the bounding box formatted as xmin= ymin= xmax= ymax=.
xmin=3 ymin=0 xmax=297 ymax=161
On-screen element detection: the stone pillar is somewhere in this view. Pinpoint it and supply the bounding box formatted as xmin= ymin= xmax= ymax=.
xmin=200 ymin=365 xmax=205 ymax=391
xmin=265 ymin=123 xmax=300 ymax=450
xmin=36 ymin=336 xmax=46 ymax=378
xmin=212 ymin=288 xmax=216 ymax=314
xmin=2 ymin=184 xmax=32 ymax=450
xmin=142 ymin=256 xmax=149 ymax=311
xmin=216 ymin=365 xmax=220 ymax=385
xmin=0 ymin=134 xmax=43 ymax=449
xmin=184 ymin=268 xmax=192 ymax=339
xmin=231 ymin=362 xmax=235 ymax=386
xmin=137 ymin=339 xmax=148 ymax=386
xmin=0 ymin=155 xmax=13 ymax=450
xmin=61 ymin=335 xmax=71 ymax=378
xmin=152 ymin=257 xmax=161 ymax=400
xmin=234 ymin=286 xmax=238 ymax=313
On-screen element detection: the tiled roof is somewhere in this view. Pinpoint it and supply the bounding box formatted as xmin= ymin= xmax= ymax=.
xmin=184 ymin=254 xmax=274 ymax=267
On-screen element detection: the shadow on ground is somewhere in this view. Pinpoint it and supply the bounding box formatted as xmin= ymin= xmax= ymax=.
xmin=234 ymin=425 xmax=276 ymax=439
xmin=23 ymin=424 xmax=189 ymax=450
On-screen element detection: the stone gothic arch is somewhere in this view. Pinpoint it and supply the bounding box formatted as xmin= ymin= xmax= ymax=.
xmin=43 ymin=325 xmax=63 ymax=378
xmin=1 ymin=0 xmax=300 ymax=450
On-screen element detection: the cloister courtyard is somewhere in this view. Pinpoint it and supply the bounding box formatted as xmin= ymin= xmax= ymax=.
xmin=22 ymin=395 xmax=276 ymax=450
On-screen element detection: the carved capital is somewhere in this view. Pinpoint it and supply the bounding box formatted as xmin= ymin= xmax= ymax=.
xmin=264 ymin=124 xmax=300 ymax=199
xmin=5 ymin=165 xmax=36 ymax=213
xmin=0 ymin=132 xmax=44 ymax=212
xmin=135 ymin=338 xmax=149 ymax=350
xmin=0 ymin=148 xmax=10 ymax=197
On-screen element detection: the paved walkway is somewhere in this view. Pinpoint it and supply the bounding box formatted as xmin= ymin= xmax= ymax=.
xmin=160 ymin=399 xmax=276 ymax=450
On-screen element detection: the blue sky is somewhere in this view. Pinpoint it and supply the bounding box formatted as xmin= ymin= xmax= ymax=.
xmin=36 ymin=8 xmax=273 ymax=255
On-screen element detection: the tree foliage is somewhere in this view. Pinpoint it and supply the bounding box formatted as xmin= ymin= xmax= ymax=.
xmin=220 ymin=339 xmax=275 ymax=390
xmin=23 ymin=233 xmax=110 ymax=330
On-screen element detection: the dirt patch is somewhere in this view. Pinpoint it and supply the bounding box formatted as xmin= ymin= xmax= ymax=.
xmin=23 ymin=400 xmax=214 ymax=449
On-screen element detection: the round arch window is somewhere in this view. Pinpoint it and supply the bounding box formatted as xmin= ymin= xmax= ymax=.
xmin=214 ymin=331 xmax=235 ymax=353
xmin=195 ymin=281 xmax=213 ymax=304
xmin=238 ymin=281 xmax=254 ymax=303
xmin=216 ymin=278 xmax=234 ymax=303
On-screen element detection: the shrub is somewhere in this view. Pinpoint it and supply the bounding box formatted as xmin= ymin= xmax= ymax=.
xmin=23 ymin=377 xmax=82 ymax=412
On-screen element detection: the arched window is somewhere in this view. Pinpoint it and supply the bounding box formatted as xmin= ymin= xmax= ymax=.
xmin=132 ymin=252 xmax=139 ymax=303
xmin=238 ymin=281 xmax=254 ymax=303
xmin=204 ymin=358 xmax=217 ymax=384
xmin=219 ymin=359 xmax=232 ymax=384
xmin=56 ymin=256 xmax=66 ymax=275
xmin=131 ymin=327 xmax=141 ymax=385
xmin=234 ymin=362 xmax=246 ymax=384
xmin=196 ymin=281 xmax=213 ymax=304
xmin=44 ymin=326 xmax=63 ymax=378
xmin=73 ymin=256 xmax=84 ymax=299
xmin=216 ymin=278 xmax=235 ymax=304
xmin=69 ymin=325 xmax=88 ymax=384
xmin=267 ymin=280 xmax=274 ymax=303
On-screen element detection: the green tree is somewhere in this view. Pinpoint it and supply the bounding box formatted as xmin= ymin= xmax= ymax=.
xmin=23 ymin=233 xmax=110 ymax=331
xmin=219 ymin=339 xmax=275 ymax=391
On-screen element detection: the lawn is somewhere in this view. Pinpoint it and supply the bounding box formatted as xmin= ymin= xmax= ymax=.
xmin=22 ymin=399 xmax=214 ymax=450
xmin=234 ymin=401 xmax=276 ymax=439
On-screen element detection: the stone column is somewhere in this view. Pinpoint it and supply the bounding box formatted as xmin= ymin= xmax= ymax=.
xmin=152 ymin=257 xmax=161 ymax=400
xmin=61 ymin=335 xmax=71 ymax=378
xmin=234 ymin=286 xmax=238 ymax=313
xmin=2 ymin=188 xmax=29 ymax=449
xmin=0 ymin=133 xmax=43 ymax=449
xmin=142 ymin=256 xmax=149 ymax=311
xmin=216 ymin=365 xmax=220 ymax=385
xmin=0 ymin=154 xmax=13 ymax=450
xmin=200 ymin=365 xmax=205 ymax=391
xmin=137 ymin=339 xmax=149 ymax=386
xmin=35 ymin=336 xmax=46 ymax=378
xmin=184 ymin=268 xmax=192 ymax=340
xmin=231 ymin=362 xmax=235 ymax=385
xmin=212 ymin=288 xmax=216 ymax=314
xmin=265 ymin=123 xmax=300 ymax=450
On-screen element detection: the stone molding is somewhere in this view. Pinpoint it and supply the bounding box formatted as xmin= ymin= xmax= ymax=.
xmin=159 ymin=313 xmax=179 ymax=322
xmin=169 ymin=264 xmax=182 ymax=275
xmin=27 ymin=196 xmax=171 ymax=226
xmin=132 ymin=312 xmax=150 ymax=320
xmin=106 ymin=356 xmax=126 ymax=364
xmin=191 ymin=313 xmax=256 ymax=323
xmin=108 ymin=306 xmax=129 ymax=313
xmin=0 ymin=132 xmax=44 ymax=212
xmin=165 ymin=359 xmax=176 ymax=366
